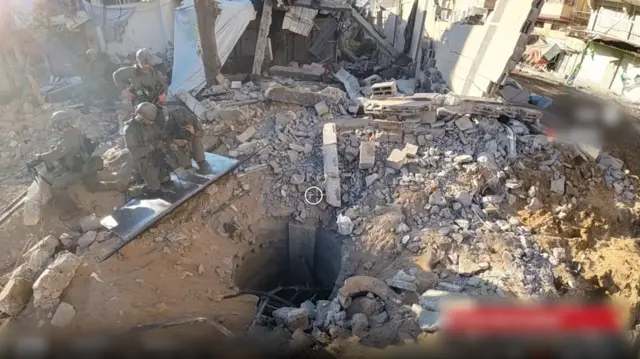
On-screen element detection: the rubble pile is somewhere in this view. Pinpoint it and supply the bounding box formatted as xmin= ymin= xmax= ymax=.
xmin=0 ymin=233 xmax=82 ymax=327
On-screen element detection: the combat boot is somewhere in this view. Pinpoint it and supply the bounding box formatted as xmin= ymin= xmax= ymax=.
xmin=197 ymin=161 xmax=213 ymax=175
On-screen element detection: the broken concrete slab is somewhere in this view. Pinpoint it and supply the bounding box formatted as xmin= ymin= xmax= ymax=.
xmin=386 ymin=149 xmax=406 ymax=170
xmin=454 ymin=115 xmax=474 ymax=131
xmin=79 ymin=214 xmax=101 ymax=232
xmin=323 ymin=123 xmax=341 ymax=208
xmin=334 ymin=67 xmax=360 ymax=101
xmin=77 ymin=231 xmax=97 ymax=249
xmin=550 ymin=176 xmax=565 ymax=194
xmin=32 ymin=252 xmax=82 ymax=310
xmin=403 ymin=143 xmax=419 ymax=157
xmin=236 ymin=126 xmax=257 ymax=143
xmin=176 ymin=90 xmax=207 ymax=122
xmin=273 ymin=307 xmax=310 ymax=331
xmin=51 ymin=302 xmax=76 ymax=327
xmin=337 ymin=276 xmax=402 ymax=309
xmin=315 ymin=101 xmax=329 ymax=116
xmin=265 ymin=86 xmax=345 ymax=106
xmin=395 ymin=79 xmax=416 ymax=95
xmin=0 ymin=278 xmax=33 ymax=316
xmin=270 ymin=65 xmax=325 ymax=81
xmin=418 ymin=289 xmax=451 ymax=311
xmin=23 ymin=235 xmax=59 ymax=259
xmin=359 ymin=141 xmax=375 ymax=169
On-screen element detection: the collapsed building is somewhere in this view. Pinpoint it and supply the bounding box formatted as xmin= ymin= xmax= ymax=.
xmin=1 ymin=0 xmax=640 ymax=355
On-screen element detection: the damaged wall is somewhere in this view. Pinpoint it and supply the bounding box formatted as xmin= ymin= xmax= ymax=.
xmin=100 ymin=0 xmax=175 ymax=58
xmin=428 ymin=0 xmax=543 ymax=97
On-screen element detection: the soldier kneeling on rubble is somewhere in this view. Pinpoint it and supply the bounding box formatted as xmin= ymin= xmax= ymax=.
xmin=163 ymin=107 xmax=212 ymax=176
xmin=124 ymin=102 xmax=173 ymax=197
xmin=32 ymin=111 xmax=126 ymax=219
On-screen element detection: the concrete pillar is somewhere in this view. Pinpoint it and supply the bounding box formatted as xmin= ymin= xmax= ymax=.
xmin=252 ymin=0 xmax=273 ymax=76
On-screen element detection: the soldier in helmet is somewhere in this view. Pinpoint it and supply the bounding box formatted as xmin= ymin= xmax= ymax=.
xmin=82 ymin=48 xmax=118 ymax=109
xmin=112 ymin=48 xmax=168 ymax=127
xmin=163 ymin=107 xmax=212 ymax=175
xmin=33 ymin=111 xmax=126 ymax=219
xmin=123 ymin=102 xmax=173 ymax=197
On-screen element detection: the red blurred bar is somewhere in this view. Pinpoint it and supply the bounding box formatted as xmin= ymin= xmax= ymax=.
xmin=441 ymin=304 xmax=619 ymax=335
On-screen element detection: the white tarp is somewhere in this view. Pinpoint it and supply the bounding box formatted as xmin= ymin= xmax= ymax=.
xmin=169 ymin=0 xmax=256 ymax=94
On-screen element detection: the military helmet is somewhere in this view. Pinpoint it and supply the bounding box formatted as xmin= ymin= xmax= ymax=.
xmin=86 ymin=49 xmax=98 ymax=59
xmin=134 ymin=102 xmax=157 ymax=121
xmin=50 ymin=110 xmax=75 ymax=129
xmin=136 ymin=48 xmax=153 ymax=66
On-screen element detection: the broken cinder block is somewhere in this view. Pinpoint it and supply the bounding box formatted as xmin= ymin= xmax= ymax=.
xmin=359 ymin=141 xmax=375 ymax=170
xmin=371 ymin=82 xmax=398 ymax=97
xmin=403 ymin=143 xmax=418 ymax=157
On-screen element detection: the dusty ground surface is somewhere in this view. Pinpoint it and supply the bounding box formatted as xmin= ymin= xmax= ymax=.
xmin=1 ymin=72 xmax=640 ymax=353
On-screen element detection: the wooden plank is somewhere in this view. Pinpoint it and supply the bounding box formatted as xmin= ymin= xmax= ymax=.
xmin=288 ymin=222 xmax=317 ymax=285
xmin=252 ymin=0 xmax=273 ymax=76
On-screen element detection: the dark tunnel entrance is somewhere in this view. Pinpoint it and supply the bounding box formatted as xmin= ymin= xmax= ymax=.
xmin=233 ymin=222 xmax=343 ymax=314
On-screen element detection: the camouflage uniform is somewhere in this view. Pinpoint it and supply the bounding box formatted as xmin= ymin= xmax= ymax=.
xmin=162 ymin=107 xmax=208 ymax=171
xmin=123 ymin=103 xmax=171 ymax=191
xmin=112 ymin=49 xmax=168 ymax=128
xmin=38 ymin=111 xmax=122 ymax=213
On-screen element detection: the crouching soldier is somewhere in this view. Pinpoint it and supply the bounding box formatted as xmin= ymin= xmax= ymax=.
xmin=113 ymin=48 xmax=168 ymax=128
xmin=124 ymin=102 xmax=172 ymax=197
xmin=163 ymin=107 xmax=212 ymax=175
xmin=34 ymin=111 xmax=126 ymax=219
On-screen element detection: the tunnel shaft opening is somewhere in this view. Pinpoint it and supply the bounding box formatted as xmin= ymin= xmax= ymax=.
xmin=233 ymin=221 xmax=343 ymax=315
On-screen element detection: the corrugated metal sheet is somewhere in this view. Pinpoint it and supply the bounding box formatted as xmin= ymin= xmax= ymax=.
xmin=282 ymin=6 xmax=318 ymax=36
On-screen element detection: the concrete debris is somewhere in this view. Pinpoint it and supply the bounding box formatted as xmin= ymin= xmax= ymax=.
xmin=334 ymin=67 xmax=360 ymax=101
xmin=337 ymin=214 xmax=354 ymax=236
xmin=270 ymin=65 xmax=325 ymax=81
xmin=79 ymin=214 xmax=101 ymax=232
xmin=23 ymin=235 xmax=59 ymax=259
xmin=337 ymin=276 xmax=402 ymax=309
xmin=231 ymin=81 xmax=243 ymax=89
xmin=371 ymin=82 xmax=397 ymax=97
xmin=32 ymin=252 xmax=82 ymax=310
xmin=315 ymin=101 xmax=329 ymax=116
xmin=351 ymin=313 xmax=369 ymax=336
xmin=369 ymin=311 xmax=388 ymax=326
xmin=273 ymin=307 xmax=310 ymax=331
xmin=418 ymin=290 xmax=450 ymax=311
xmin=416 ymin=309 xmax=439 ymax=332
xmin=525 ymin=197 xmax=544 ymax=211
xmin=365 ymin=174 xmax=379 ymax=187
xmin=429 ymin=190 xmax=447 ymax=206
xmin=77 ymin=231 xmax=97 ymax=249
xmin=300 ymin=300 xmax=316 ymax=319
xmin=386 ymin=270 xmax=417 ymax=292
xmin=453 ymin=154 xmax=473 ymax=164
xmin=359 ymin=141 xmax=376 ymax=169
xmin=322 ymin=123 xmax=341 ymax=207
xmin=395 ymin=79 xmax=416 ymax=95
xmin=0 ymin=278 xmax=33 ymax=316
xmin=550 ymin=175 xmax=565 ymax=194
xmin=290 ymin=329 xmax=314 ymax=353
xmin=386 ymin=149 xmax=406 ymax=170
xmin=236 ymin=126 xmax=257 ymax=143
xmin=265 ymin=86 xmax=345 ymax=107
xmin=454 ymin=115 xmax=474 ymax=131
xmin=51 ymin=302 xmax=76 ymax=327
xmin=403 ymin=143 xmax=419 ymax=158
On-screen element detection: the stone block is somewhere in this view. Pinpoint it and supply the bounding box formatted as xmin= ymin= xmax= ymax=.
xmin=371 ymin=81 xmax=397 ymax=97
xmin=51 ymin=302 xmax=76 ymax=327
xmin=23 ymin=235 xmax=59 ymax=259
xmin=359 ymin=141 xmax=376 ymax=169
xmin=230 ymin=81 xmax=243 ymax=89
xmin=323 ymin=144 xmax=340 ymax=177
xmin=33 ymin=252 xmax=82 ymax=310
xmin=322 ymin=123 xmax=337 ymax=146
xmin=386 ymin=149 xmax=406 ymax=170
xmin=79 ymin=214 xmax=100 ymax=232
xmin=236 ymin=126 xmax=257 ymax=143
xmin=421 ymin=110 xmax=437 ymax=124
xmin=403 ymin=143 xmax=418 ymax=157
xmin=77 ymin=231 xmax=97 ymax=249
xmin=315 ymin=101 xmax=329 ymax=116
xmin=325 ymin=177 xmax=341 ymax=208
xmin=273 ymin=307 xmax=311 ymax=331
xmin=455 ymin=115 xmax=474 ymax=131
xmin=0 ymin=278 xmax=33 ymax=316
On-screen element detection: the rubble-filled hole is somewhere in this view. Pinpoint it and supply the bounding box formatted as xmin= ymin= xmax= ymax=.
xmin=234 ymin=223 xmax=343 ymax=316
